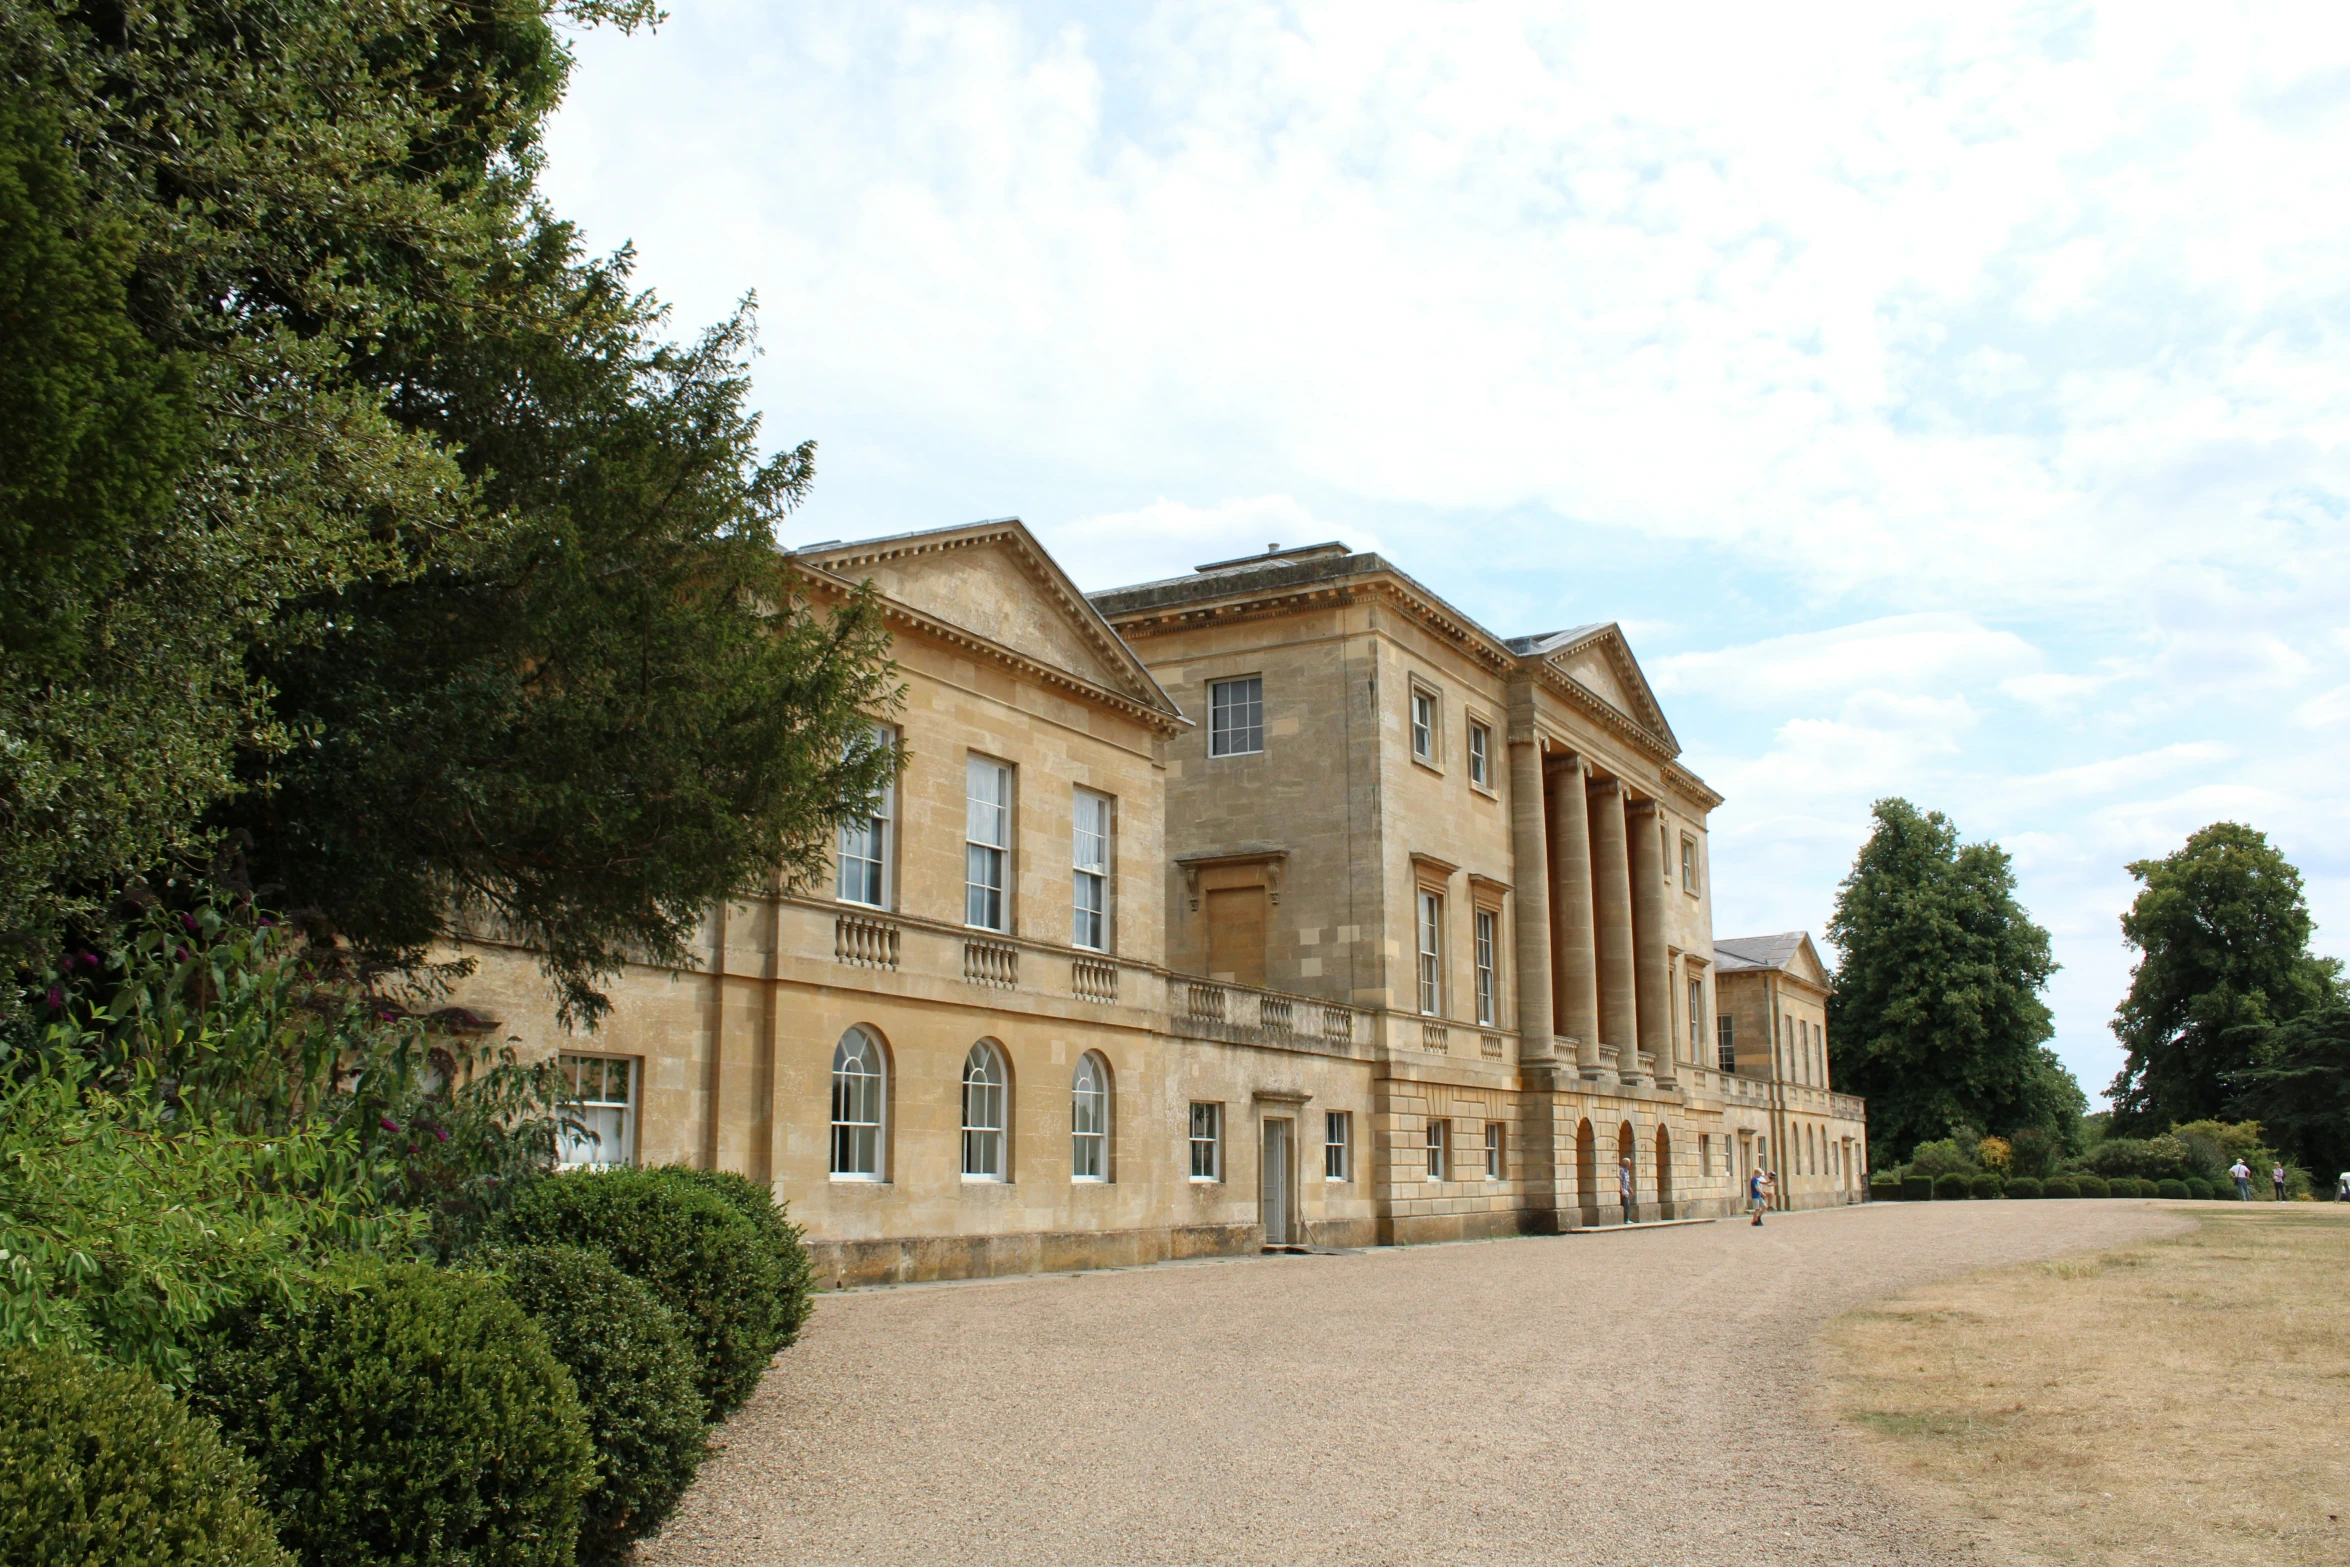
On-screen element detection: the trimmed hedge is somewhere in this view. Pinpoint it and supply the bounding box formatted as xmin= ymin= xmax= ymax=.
xmin=1870 ymin=1175 xmax=1899 ymax=1202
xmin=2073 ymin=1174 xmax=2110 ymax=1198
xmin=2186 ymin=1178 xmax=2215 ymax=1200
xmin=2007 ymin=1176 xmax=2043 ymax=1199
xmin=0 ymin=1347 xmax=293 ymax=1567
xmin=1934 ymin=1172 xmax=1972 ymax=1200
xmin=2156 ymin=1179 xmax=2190 ymax=1200
xmin=502 ymin=1167 xmax=785 ymax=1418
xmin=496 ymin=1247 xmax=708 ymax=1567
xmin=2132 ymin=1177 xmax=2161 ymax=1197
xmin=2043 ymin=1177 xmax=2080 ymax=1199
xmin=187 ymin=1262 xmax=593 ymax=1567
xmin=653 ymin=1165 xmax=815 ymax=1354
xmin=1969 ymin=1172 xmax=2003 ymax=1200
xmin=1901 ymin=1173 xmax=1935 ymax=1202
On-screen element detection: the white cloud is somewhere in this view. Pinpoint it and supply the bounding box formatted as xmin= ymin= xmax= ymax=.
xmin=1052 ymin=495 xmax=1375 ymax=592
xmin=1651 ymin=614 xmax=2040 ymax=705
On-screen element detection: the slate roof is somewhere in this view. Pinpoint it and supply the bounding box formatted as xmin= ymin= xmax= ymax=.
xmin=1712 ymin=932 xmax=1812 ymax=973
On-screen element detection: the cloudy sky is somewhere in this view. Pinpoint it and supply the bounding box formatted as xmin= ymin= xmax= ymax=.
xmin=542 ymin=1 xmax=2350 ymax=1104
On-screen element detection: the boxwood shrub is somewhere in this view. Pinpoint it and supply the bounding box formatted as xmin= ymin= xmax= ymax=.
xmin=187 ymin=1262 xmax=593 ymax=1567
xmin=496 ymin=1246 xmax=708 ymax=1567
xmin=1969 ymin=1172 xmax=2003 ymax=1200
xmin=1870 ymin=1174 xmax=1899 ymax=1202
xmin=2073 ymin=1174 xmax=2110 ymax=1198
xmin=1934 ymin=1172 xmax=1972 ymax=1200
xmin=502 ymin=1166 xmax=784 ymax=1418
xmin=1901 ymin=1173 xmax=1935 ymax=1201
xmin=2156 ymin=1178 xmax=2190 ymax=1200
xmin=653 ymin=1165 xmax=815 ymax=1353
xmin=2006 ymin=1176 xmax=2043 ymax=1199
xmin=2043 ymin=1177 xmax=2080 ymax=1199
xmin=2133 ymin=1177 xmax=2162 ymax=1197
xmin=2186 ymin=1177 xmax=2215 ymax=1200
xmin=0 ymin=1347 xmax=293 ymax=1567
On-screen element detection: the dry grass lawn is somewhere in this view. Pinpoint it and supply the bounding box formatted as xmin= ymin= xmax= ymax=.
xmin=1819 ymin=1204 xmax=2350 ymax=1566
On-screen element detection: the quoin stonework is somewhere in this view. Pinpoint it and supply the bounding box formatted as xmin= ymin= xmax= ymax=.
xmin=448 ymin=525 xmax=1869 ymax=1285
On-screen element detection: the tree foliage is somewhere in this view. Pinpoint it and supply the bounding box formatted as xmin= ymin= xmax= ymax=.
xmin=0 ymin=0 xmax=902 ymax=1023
xmin=2109 ymin=822 xmax=2340 ymax=1132
xmin=2227 ymin=1008 xmax=2350 ymax=1180
xmin=1826 ymin=798 xmax=2082 ymax=1166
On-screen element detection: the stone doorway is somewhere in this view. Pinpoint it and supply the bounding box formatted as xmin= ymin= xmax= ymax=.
xmin=1260 ymin=1117 xmax=1295 ymax=1247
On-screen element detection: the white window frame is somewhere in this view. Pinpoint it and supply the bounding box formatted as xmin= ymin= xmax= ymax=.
xmin=965 ymin=755 xmax=1012 ymax=932
xmin=1473 ymin=908 xmax=1498 ymax=1027
xmin=1416 ymin=888 xmax=1443 ymax=1015
xmin=1425 ymin=1118 xmax=1449 ymax=1180
xmin=1324 ymin=1110 xmax=1352 ymax=1182
xmin=1188 ymin=1101 xmax=1223 ymax=1181
xmin=1071 ymin=1052 xmax=1110 ymax=1182
xmin=961 ymin=1040 xmax=1009 ymax=1181
xmin=1483 ymin=1121 xmax=1503 ymax=1180
xmin=1466 ymin=720 xmax=1491 ymax=787
xmin=829 ymin=1028 xmax=886 ymax=1180
xmin=1208 ymin=677 xmax=1263 ymax=757
xmin=557 ymin=1054 xmax=639 ymax=1168
xmin=836 ymin=723 xmax=895 ymax=909
xmin=1409 ymin=687 xmax=1436 ymax=762
xmin=1072 ymin=788 xmax=1111 ymax=952
xmin=1717 ymin=1014 xmax=1737 ymax=1075
xmin=1688 ymin=978 xmax=1704 ymax=1051
xmin=1680 ymin=833 xmax=1700 ymax=894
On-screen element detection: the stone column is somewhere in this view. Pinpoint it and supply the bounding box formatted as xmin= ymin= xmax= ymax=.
xmin=1505 ymin=734 xmax=1554 ymax=1058
xmin=1587 ymin=775 xmax=1642 ymax=1085
xmin=1628 ymin=798 xmax=1675 ymax=1086
xmin=1545 ymin=755 xmax=1603 ymax=1081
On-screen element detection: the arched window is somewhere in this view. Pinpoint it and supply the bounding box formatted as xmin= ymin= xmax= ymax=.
xmin=831 ymin=1028 xmax=886 ymax=1179
xmin=962 ymin=1040 xmax=1008 ymax=1180
xmin=1071 ymin=1053 xmax=1111 ymax=1181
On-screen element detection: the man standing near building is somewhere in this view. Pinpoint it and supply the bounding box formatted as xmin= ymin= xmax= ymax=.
xmin=2229 ymin=1158 xmax=2253 ymax=1201
xmin=1618 ymin=1157 xmax=1634 ymax=1218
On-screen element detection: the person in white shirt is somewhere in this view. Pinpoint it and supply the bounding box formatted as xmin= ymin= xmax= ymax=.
xmin=2229 ymin=1159 xmax=2253 ymax=1201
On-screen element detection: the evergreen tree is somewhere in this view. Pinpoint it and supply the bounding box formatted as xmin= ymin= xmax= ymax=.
xmin=1826 ymin=798 xmax=2080 ymax=1166
xmin=2228 ymin=1008 xmax=2350 ymax=1182
xmin=2109 ymin=822 xmax=2339 ymax=1133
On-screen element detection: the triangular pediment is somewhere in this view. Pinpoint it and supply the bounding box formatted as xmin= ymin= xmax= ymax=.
xmin=1787 ymin=933 xmax=1830 ymax=989
xmin=1517 ymin=623 xmax=1680 ymax=755
xmin=796 ymin=520 xmax=1179 ymax=719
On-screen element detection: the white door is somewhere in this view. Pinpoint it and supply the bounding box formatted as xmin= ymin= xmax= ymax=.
xmin=1261 ymin=1119 xmax=1293 ymax=1245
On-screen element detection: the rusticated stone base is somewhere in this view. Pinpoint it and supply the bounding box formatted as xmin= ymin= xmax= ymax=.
xmin=808 ymin=1217 xmax=1380 ymax=1289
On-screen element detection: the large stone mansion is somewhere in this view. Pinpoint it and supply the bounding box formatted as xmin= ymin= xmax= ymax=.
xmin=450 ymin=521 xmax=1868 ymax=1285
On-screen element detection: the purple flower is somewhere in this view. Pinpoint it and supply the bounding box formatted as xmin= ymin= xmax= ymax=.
xmin=258 ymin=917 xmax=275 ymax=929
xmin=45 ymin=986 xmax=63 ymax=1011
xmin=407 ymin=1143 xmax=419 ymax=1156
xmin=181 ymin=913 xmax=197 ymax=933
xmin=78 ymin=952 xmax=100 ymax=970
xmin=173 ymin=946 xmax=188 ymax=962
xmin=379 ymin=1116 xmax=400 ymax=1133
xmin=432 ymin=1126 xmax=449 ymax=1144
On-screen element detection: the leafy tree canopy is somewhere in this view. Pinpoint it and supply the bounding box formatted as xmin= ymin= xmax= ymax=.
xmin=2226 ymin=1008 xmax=2350 ymax=1180
xmin=2108 ymin=821 xmax=2341 ymax=1133
xmin=1 ymin=0 xmax=900 ymax=1021
xmin=1826 ymin=797 xmax=2082 ymax=1166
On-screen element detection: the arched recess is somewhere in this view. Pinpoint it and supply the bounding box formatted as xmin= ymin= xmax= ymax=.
xmin=1653 ymin=1123 xmax=1672 ymax=1214
xmin=1575 ymin=1119 xmax=1597 ymax=1223
xmin=962 ymin=1039 xmax=1011 ymax=1181
xmin=830 ymin=1026 xmax=890 ymax=1180
xmin=1616 ymin=1121 xmax=1638 ymax=1213
xmin=1071 ymin=1051 xmax=1112 ymax=1182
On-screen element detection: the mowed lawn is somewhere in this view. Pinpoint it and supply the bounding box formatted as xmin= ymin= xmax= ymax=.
xmin=1819 ymin=1204 xmax=2350 ymax=1566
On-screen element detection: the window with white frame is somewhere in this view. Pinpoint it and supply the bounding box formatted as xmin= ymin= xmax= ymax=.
xmin=1208 ymin=677 xmax=1263 ymax=757
xmin=1717 ymin=1015 xmax=1737 ymax=1074
xmin=1072 ymin=789 xmax=1111 ymax=951
xmin=1410 ymin=687 xmax=1435 ymax=761
xmin=1467 ymin=721 xmax=1491 ymax=787
xmin=961 ymin=1040 xmax=1008 ymax=1180
xmin=1425 ymin=1118 xmax=1449 ymax=1179
xmin=829 ymin=1028 xmax=885 ymax=1179
xmin=1473 ymin=908 xmax=1498 ymax=1026
xmin=1483 ymin=1121 xmax=1503 ymax=1180
xmin=1688 ymin=978 xmax=1704 ymax=1052
xmin=1324 ymin=1110 xmax=1351 ymax=1181
xmin=1680 ymin=834 xmax=1700 ymax=894
xmin=1416 ymin=889 xmax=1443 ymax=1015
xmin=965 ymin=756 xmax=1011 ymax=931
xmin=558 ymin=1055 xmax=638 ymax=1167
xmin=1071 ymin=1052 xmax=1109 ymax=1181
xmin=1188 ymin=1102 xmax=1222 ymax=1180
xmin=836 ymin=723 xmax=895 ymax=907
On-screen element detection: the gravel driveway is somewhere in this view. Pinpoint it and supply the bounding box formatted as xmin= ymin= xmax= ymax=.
xmin=645 ymin=1201 xmax=2188 ymax=1567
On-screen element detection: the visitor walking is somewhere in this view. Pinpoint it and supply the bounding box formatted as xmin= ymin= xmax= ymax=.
xmin=2229 ymin=1158 xmax=2253 ymax=1201
xmin=1748 ymin=1166 xmax=1769 ymax=1226
xmin=1618 ymin=1157 xmax=1634 ymax=1216
xmin=2272 ymin=1163 xmax=2288 ymax=1202
xmin=2337 ymin=1170 xmax=2349 ymax=1202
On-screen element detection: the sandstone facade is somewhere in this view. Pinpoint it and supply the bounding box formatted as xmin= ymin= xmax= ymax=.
xmin=447 ymin=524 xmax=1867 ymax=1286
